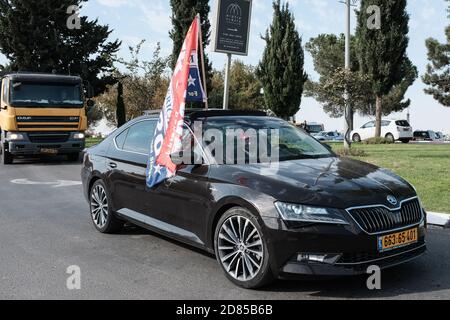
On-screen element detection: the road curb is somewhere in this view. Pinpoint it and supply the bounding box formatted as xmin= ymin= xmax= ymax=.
xmin=427 ymin=212 xmax=450 ymax=228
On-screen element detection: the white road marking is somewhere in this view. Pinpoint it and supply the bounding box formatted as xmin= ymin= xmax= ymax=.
xmin=10 ymin=179 xmax=82 ymax=188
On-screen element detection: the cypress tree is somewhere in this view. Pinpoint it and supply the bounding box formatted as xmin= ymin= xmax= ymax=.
xmin=256 ymin=1 xmax=308 ymax=120
xmin=423 ymin=0 xmax=450 ymax=106
xmin=0 ymin=0 xmax=121 ymax=97
xmin=116 ymin=81 xmax=126 ymax=127
xmin=169 ymin=0 xmax=212 ymax=94
xmin=356 ymin=0 xmax=410 ymax=137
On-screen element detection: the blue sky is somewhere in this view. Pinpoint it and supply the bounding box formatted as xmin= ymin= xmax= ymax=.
xmin=6 ymin=0 xmax=450 ymax=132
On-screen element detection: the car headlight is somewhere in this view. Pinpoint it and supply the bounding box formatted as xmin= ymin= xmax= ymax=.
xmin=73 ymin=132 xmax=85 ymax=140
xmin=275 ymin=202 xmax=349 ymax=225
xmin=6 ymin=132 xmax=25 ymax=141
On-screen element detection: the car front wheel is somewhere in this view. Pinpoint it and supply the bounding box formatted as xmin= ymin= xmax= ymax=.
xmin=352 ymin=133 xmax=361 ymax=143
xmin=214 ymin=207 xmax=274 ymax=289
xmin=89 ymin=180 xmax=123 ymax=234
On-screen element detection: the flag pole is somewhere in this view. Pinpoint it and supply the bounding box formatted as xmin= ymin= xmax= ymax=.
xmin=197 ymin=14 xmax=209 ymax=110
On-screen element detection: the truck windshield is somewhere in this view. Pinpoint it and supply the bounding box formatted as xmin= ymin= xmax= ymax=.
xmin=10 ymin=82 xmax=83 ymax=107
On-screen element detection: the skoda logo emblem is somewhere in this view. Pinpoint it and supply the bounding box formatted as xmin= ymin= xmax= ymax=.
xmin=387 ymin=195 xmax=398 ymax=206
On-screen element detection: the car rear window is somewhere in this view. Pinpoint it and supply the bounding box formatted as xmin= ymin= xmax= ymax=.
xmin=122 ymin=120 xmax=156 ymax=154
xmin=396 ymin=120 xmax=410 ymax=127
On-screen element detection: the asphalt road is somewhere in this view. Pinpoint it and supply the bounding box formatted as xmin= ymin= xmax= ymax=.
xmin=0 ymin=155 xmax=449 ymax=300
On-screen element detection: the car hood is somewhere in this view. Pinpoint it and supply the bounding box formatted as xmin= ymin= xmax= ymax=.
xmin=211 ymin=157 xmax=416 ymax=209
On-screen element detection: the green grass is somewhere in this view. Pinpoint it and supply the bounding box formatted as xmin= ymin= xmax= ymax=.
xmin=331 ymin=143 xmax=450 ymax=214
xmin=86 ymin=137 xmax=104 ymax=148
xmin=85 ymin=137 xmax=449 ymax=213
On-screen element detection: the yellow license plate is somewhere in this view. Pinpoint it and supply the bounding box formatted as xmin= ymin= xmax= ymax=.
xmin=378 ymin=228 xmax=418 ymax=252
xmin=40 ymin=148 xmax=58 ymax=155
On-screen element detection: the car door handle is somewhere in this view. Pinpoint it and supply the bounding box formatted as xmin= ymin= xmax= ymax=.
xmin=108 ymin=162 xmax=117 ymax=169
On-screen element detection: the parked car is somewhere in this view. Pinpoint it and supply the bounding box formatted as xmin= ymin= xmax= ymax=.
xmin=313 ymin=131 xmax=344 ymax=141
xmin=435 ymin=132 xmax=444 ymax=141
xmin=82 ymin=110 xmax=426 ymax=289
xmin=413 ymin=130 xmax=436 ymax=142
xmin=296 ymin=122 xmax=324 ymax=135
xmin=351 ymin=119 xmax=413 ymax=143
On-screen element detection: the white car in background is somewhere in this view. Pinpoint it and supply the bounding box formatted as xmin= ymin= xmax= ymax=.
xmin=351 ymin=119 xmax=413 ymax=143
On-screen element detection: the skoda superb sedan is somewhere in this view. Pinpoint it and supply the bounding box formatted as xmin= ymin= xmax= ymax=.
xmin=81 ymin=110 xmax=426 ymax=289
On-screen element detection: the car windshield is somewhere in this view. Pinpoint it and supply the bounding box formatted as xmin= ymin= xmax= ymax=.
xmin=10 ymin=82 xmax=83 ymax=107
xmin=201 ymin=117 xmax=333 ymax=164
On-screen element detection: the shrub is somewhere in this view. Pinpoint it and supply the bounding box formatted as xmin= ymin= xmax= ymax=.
xmin=335 ymin=148 xmax=368 ymax=157
xmin=362 ymin=137 xmax=393 ymax=145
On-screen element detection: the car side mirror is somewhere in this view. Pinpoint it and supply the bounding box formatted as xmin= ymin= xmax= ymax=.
xmin=86 ymin=99 xmax=95 ymax=108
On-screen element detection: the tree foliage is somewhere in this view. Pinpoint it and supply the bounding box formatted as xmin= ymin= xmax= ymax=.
xmin=257 ymin=1 xmax=308 ymax=119
xmin=305 ymin=33 xmax=417 ymax=118
xmin=209 ymin=60 xmax=265 ymax=110
xmin=0 ymin=0 xmax=121 ymax=97
xmin=356 ymin=0 xmax=410 ymax=136
xmin=423 ymin=0 xmax=450 ymax=106
xmin=96 ymin=42 xmax=169 ymax=126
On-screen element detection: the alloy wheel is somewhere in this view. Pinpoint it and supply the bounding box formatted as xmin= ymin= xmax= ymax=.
xmin=90 ymin=184 xmax=109 ymax=229
xmin=217 ymin=215 xmax=264 ymax=282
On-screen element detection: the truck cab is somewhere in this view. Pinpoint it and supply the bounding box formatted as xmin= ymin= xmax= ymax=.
xmin=0 ymin=73 xmax=88 ymax=164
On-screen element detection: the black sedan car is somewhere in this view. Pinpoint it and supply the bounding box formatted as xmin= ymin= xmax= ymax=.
xmin=82 ymin=110 xmax=426 ymax=289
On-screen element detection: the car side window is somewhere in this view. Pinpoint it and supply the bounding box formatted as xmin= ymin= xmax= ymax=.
xmin=381 ymin=121 xmax=391 ymax=127
xmin=115 ymin=129 xmax=128 ymax=149
xmin=362 ymin=121 xmax=374 ymax=129
xmin=122 ymin=120 xmax=157 ymax=154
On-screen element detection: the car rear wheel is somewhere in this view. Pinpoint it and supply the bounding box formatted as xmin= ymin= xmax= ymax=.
xmin=352 ymin=133 xmax=361 ymax=143
xmin=401 ymin=139 xmax=410 ymax=144
xmin=89 ymin=180 xmax=123 ymax=234
xmin=214 ymin=207 xmax=274 ymax=289
xmin=385 ymin=133 xmax=395 ymax=143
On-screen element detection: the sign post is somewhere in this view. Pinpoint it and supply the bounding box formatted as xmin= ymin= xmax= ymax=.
xmin=212 ymin=0 xmax=253 ymax=109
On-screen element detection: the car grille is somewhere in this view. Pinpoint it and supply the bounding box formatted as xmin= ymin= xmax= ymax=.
xmin=347 ymin=198 xmax=423 ymax=234
xmin=28 ymin=132 xmax=70 ymax=143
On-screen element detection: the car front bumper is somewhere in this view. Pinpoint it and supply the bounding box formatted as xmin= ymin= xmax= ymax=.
xmin=261 ymin=216 xmax=426 ymax=278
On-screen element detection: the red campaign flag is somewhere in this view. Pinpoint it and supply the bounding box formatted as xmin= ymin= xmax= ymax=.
xmin=147 ymin=17 xmax=200 ymax=187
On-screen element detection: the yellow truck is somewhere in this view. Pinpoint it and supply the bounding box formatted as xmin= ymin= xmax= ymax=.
xmin=0 ymin=73 xmax=89 ymax=164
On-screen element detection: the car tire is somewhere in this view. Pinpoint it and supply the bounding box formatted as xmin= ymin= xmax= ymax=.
xmin=401 ymin=139 xmax=410 ymax=144
xmin=1 ymin=143 xmax=13 ymax=165
xmin=385 ymin=133 xmax=395 ymax=143
xmin=214 ymin=207 xmax=275 ymax=289
xmin=89 ymin=180 xmax=123 ymax=234
xmin=352 ymin=133 xmax=361 ymax=143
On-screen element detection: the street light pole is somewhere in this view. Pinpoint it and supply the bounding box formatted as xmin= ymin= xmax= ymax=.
xmin=343 ymin=0 xmax=354 ymax=150
xmin=223 ymin=53 xmax=232 ymax=110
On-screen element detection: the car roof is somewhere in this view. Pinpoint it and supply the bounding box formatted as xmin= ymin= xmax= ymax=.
xmin=142 ymin=109 xmax=267 ymax=121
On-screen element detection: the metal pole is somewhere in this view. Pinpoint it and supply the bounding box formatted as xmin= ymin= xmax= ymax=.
xmin=197 ymin=14 xmax=209 ymax=110
xmin=343 ymin=0 xmax=352 ymax=150
xmin=223 ymin=53 xmax=232 ymax=110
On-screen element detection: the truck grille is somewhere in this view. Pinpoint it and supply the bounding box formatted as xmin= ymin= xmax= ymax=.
xmin=28 ymin=132 xmax=70 ymax=143
xmin=16 ymin=116 xmax=80 ymax=123
xmin=347 ymin=198 xmax=423 ymax=234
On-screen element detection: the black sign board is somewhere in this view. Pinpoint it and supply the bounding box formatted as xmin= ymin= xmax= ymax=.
xmin=212 ymin=0 xmax=252 ymax=56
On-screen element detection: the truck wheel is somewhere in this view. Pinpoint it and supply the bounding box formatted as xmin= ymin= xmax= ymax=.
xmin=1 ymin=145 xmax=13 ymax=165
xmin=67 ymin=153 xmax=80 ymax=162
